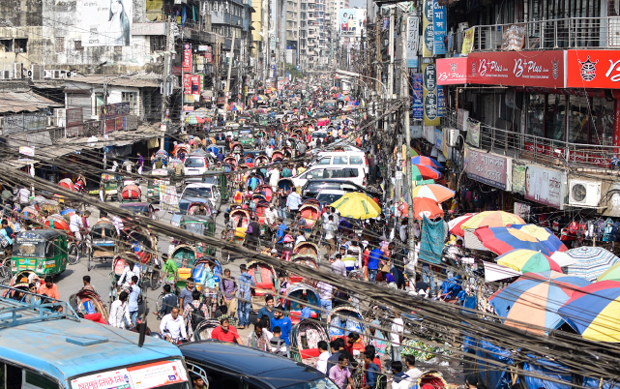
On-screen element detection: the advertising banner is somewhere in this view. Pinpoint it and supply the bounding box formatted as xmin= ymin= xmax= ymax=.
xmin=160 ymin=185 xmax=180 ymax=212
xmin=182 ymin=43 xmax=192 ymax=73
xmin=406 ymin=15 xmax=420 ymax=68
xmin=462 ymin=27 xmax=475 ymax=55
xmin=183 ymin=74 xmax=192 ymax=95
xmin=464 ymin=145 xmax=513 ymax=191
xmin=422 ymin=63 xmax=440 ymax=126
xmin=524 ymin=165 xmax=567 ymax=209
xmin=205 ymin=46 xmax=213 ymax=63
xmin=422 ymin=0 xmax=433 ymax=57
xmin=126 ymin=361 xmax=187 ymax=389
xmin=432 ymin=0 xmax=447 ymax=55
xmin=79 ymin=0 xmax=132 ymax=46
xmin=512 ymin=163 xmax=526 ymax=195
xmin=442 ymin=128 xmax=450 ymax=158
xmin=437 ymin=57 xmax=469 ymax=85
xmin=468 ymin=51 xmax=564 ymax=88
xmin=412 ymin=73 xmax=423 ymax=120
xmin=434 ymin=128 xmax=443 ymax=150
xmin=339 ymin=9 xmax=366 ymax=37
xmin=567 ymin=50 xmax=620 ymax=89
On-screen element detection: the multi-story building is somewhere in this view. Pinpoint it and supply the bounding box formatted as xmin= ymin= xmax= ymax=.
xmin=286 ymin=0 xmax=300 ymax=65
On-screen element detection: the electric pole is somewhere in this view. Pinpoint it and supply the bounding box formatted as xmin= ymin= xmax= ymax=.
xmin=224 ymin=29 xmax=236 ymax=112
xmin=160 ymin=17 xmax=171 ymax=151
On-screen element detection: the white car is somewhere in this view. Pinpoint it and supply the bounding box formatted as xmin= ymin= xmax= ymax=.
xmin=183 ymin=155 xmax=208 ymax=181
xmin=292 ymin=164 xmax=366 ymax=189
xmin=180 ymin=183 xmax=221 ymax=213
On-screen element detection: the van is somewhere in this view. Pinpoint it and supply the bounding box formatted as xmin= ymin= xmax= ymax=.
xmin=183 ymin=154 xmax=208 ymax=182
xmin=314 ymin=151 xmax=369 ymax=174
xmin=292 ymin=164 xmax=365 ymax=188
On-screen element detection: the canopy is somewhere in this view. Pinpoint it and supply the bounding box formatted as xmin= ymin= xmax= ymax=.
xmin=496 ymin=249 xmax=562 ymax=274
xmin=411 ymin=198 xmax=443 ymax=220
xmin=412 ymin=164 xmax=442 ymax=181
xmin=490 ymin=271 xmax=591 ymax=335
xmin=558 ymin=280 xmax=620 ymax=342
xmin=475 ymin=226 xmax=553 ymax=256
xmin=565 ymin=247 xmax=620 ymax=282
xmin=461 ymin=211 xmax=525 ymax=230
xmin=508 ymin=224 xmax=568 ymax=253
xmin=185 ymin=116 xmax=205 ymax=124
xmin=411 ymin=184 xmax=455 ymax=203
xmin=597 ymin=262 xmax=620 ymax=282
xmin=411 ymin=156 xmax=443 ymax=170
xmin=330 ymin=192 xmax=381 ymax=220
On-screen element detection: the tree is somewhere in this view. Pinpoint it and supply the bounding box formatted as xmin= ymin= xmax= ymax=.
xmin=284 ymin=63 xmax=304 ymax=79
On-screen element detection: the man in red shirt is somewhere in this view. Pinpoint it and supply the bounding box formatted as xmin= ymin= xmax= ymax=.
xmin=211 ymin=318 xmax=244 ymax=345
xmin=340 ymin=332 xmax=360 ymax=355
xmin=38 ymin=276 xmax=60 ymax=300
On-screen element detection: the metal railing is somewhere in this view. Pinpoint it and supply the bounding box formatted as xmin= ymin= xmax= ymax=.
xmin=457 ymin=16 xmax=620 ymax=52
xmin=441 ymin=109 xmax=620 ymax=169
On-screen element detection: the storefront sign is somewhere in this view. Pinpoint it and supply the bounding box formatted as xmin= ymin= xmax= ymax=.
xmin=19 ymin=146 xmax=35 ymax=157
xmin=514 ymin=202 xmax=531 ymax=220
xmin=437 ymin=57 xmax=468 ymax=85
xmin=432 ymin=0 xmax=447 ymax=55
xmin=567 ymin=50 xmax=620 ymax=89
xmin=437 ymin=85 xmax=446 ymax=117
xmin=469 ymin=51 xmax=564 ymax=88
xmin=524 ymin=165 xmax=567 ymax=209
xmin=422 ymin=0 xmax=433 ymax=57
xmin=182 ymin=43 xmax=192 ymax=73
xmin=457 ymin=108 xmax=469 ymax=131
xmin=424 ymin=125 xmax=435 ymax=143
xmin=406 ymin=15 xmax=419 ymax=67
xmin=412 ymin=73 xmax=423 ymax=120
xmin=422 ymin=63 xmax=440 ymax=126
xmin=464 ymin=145 xmax=513 ymax=191
xmin=183 ymin=74 xmax=192 ymax=95
xmin=204 ymin=46 xmax=213 ymax=63
xmin=434 ymin=128 xmax=443 ymax=150
xmin=131 ymin=22 xmax=166 ymax=36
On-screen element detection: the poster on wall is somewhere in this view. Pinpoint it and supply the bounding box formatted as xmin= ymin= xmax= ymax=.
xmin=80 ymin=0 xmax=132 ymax=46
xmin=512 ymin=163 xmax=526 ymax=195
xmin=422 ymin=63 xmax=440 ymax=126
xmin=422 ymin=0 xmax=434 ymax=57
xmin=183 ymin=43 xmax=192 ymax=73
xmin=461 ymin=27 xmax=475 ymax=55
xmin=339 ymin=9 xmax=366 ymax=37
xmin=524 ymin=165 xmax=567 ymax=209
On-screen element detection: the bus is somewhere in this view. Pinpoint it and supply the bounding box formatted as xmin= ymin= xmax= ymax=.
xmin=0 ymin=286 xmax=202 ymax=389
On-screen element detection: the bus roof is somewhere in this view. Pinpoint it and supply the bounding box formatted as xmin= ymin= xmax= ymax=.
xmin=0 ymin=297 xmax=183 ymax=384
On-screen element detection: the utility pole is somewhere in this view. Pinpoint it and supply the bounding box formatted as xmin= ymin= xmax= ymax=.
xmin=160 ymin=18 xmax=171 ymax=151
xmin=224 ymin=29 xmax=236 ymax=112
xmin=387 ymin=7 xmax=394 ymax=98
xmin=102 ymin=76 xmax=108 ymax=170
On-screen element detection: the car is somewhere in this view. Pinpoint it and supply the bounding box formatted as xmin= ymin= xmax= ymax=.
xmin=316 ymin=189 xmax=346 ymax=205
xmin=301 ymin=179 xmax=372 ymax=199
xmin=183 ymin=154 xmax=209 ymax=182
xmin=181 ymin=183 xmax=222 ymax=213
xmin=291 ymin=164 xmax=365 ymax=188
xmin=170 ymin=197 xmax=212 ymax=227
xmin=180 ymin=341 xmax=339 ymax=389
xmin=313 ymin=151 xmax=369 ymax=174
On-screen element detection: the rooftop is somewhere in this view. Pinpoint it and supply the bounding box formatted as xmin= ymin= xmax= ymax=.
xmin=0 ymin=91 xmax=62 ymax=114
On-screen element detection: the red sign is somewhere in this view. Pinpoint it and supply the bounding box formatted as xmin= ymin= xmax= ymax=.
xmin=567 ymin=50 xmax=620 ymax=89
xmin=182 ymin=43 xmax=192 ymax=73
xmin=191 ymin=75 xmax=200 ymax=94
xmin=183 ymin=74 xmax=192 ymax=95
xmin=205 ymin=46 xmax=213 ymax=64
xmin=437 ymin=57 xmax=469 ymax=85
xmin=468 ymin=51 xmax=564 ymax=88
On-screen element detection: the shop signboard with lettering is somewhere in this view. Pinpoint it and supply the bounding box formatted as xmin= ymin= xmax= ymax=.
xmin=437 ymin=57 xmax=468 ymax=85
xmin=422 ymin=63 xmax=440 ymax=126
xmin=432 ymin=0 xmax=447 ymax=55
xmin=567 ymin=50 xmax=620 ymax=89
xmin=464 ymin=145 xmax=513 ymax=191
xmin=422 ymin=0 xmax=433 ymax=57
xmin=182 ymin=43 xmax=192 ymax=73
xmin=524 ymin=165 xmax=567 ymax=209
xmin=412 ymin=73 xmax=423 ymax=120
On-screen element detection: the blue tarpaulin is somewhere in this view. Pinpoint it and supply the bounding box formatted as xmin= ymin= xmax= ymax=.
xmin=420 ymin=215 xmax=444 ymax=264
xmin=523 ymin=357 xmax=572 ymax=389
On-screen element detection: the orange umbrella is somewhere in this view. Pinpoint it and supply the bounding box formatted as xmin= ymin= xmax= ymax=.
xmin=412 ymin=198 xmax=444 ymax=220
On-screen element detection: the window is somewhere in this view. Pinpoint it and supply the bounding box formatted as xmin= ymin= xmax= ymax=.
xmin=350 ymin=156 xmax=363 ymax=164
xmin=122 ymin=92 xmax=138 ymax=115
xmin=151 ymin=36 xmax=166 ymax=51
xmin=14 ymin=39 xmax=27 ymax=53
xmin=333 ymin=156 xmax=348 ymax=164
xmin=25 ymin=371 xmax=58 ymax=389
xmin=6 ymin=363 xmax=21 ymax=389
xmin=304 ymin=168 xmax=323 ymax=179
xmin=545 ymin=94 xmax=566 ymax=141
xmin=567 ymin=96 xmax=589 ymax=144
xmin=74 ymin=40 xmax=83 ymax=51
xmin=590 ymin=97 xmax=614 ymax=146
xmin=55 ymin=37 xmax=64 ymax=53
xmin=318 ymin=157 xmax=331 ymax=164
xmin=0 ymin=40 xmax=12 ymax=52
xmin=526 ymin=94 xmax=544 ymax=138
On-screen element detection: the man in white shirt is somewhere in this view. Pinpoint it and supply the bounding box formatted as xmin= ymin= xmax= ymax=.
xmin=16 ymin=187 xmax=30 ymax=206
xmin=69 ymin=211 xmax=84 ymax=241
xmin=117 ymin=263 xmax=141 ymax=287
xmin=295 ymin=230 xmax=306 ymax=245
xmin=160 ymin=308 xmax=188 ymax=341
xmin=264 ymin=205 xmax=277 ymax=226
xmin=394 ymin=355 xmax=423 ymax=389
xmin=108 ymin=291 xmax=130 ymax=329
xmin=316 ymin=340 xmax=330 ymax=374
xmin=269 ymin=167 xmax=280 ymax=192
xmin=111 ymin=214 xmax=124 ymax=236
xmin=265 ymin=145 xmax=274 ymax=159
xmin=391 ymin=311 xmax=404 ymax=362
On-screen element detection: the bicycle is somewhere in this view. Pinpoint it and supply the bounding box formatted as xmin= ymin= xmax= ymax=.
xmin=68 ymin=234 xmax=91 ymax=266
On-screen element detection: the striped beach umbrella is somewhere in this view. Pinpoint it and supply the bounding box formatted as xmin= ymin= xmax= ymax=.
xmin=565 ymin=247 xmax=620 ymax=282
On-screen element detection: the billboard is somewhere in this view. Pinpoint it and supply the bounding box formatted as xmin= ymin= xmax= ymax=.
xmin=339 ymin=9 xmax=366 ymax=37
xmin=80 ymin=0 xmax=133 ymax=46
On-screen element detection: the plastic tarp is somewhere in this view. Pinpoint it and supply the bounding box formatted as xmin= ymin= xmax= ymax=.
xmin=420 ymin=215 xmax=444 ymax=264
xmin=475 ymin=340 xmax=515 ymax=389
xmin=583 ymin=377 xmax=620 ymax=389
xmin=523 ymin=357 xmax=572 ymax=389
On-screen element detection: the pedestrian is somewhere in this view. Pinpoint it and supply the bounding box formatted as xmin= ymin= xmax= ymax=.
xmin=237 ymin=264 xmax=255 ymax=329
xmin=137 ymin=153 xmax=144 ymax=174
xmin=361 ymin=351 xmax=380 ymax=389
xmin=270 ymin=307 xmax=292 ymax=349
xmin=211 ymin=317 xmax=244 ymax=344
xmin=246 ymin=215 xmax=261 ymax=251
xmin=159 ymin=307 xmax=187 ymax=342
xmin=108 ymin=291 xmax=130 ymax=329
xmin=179 ymin=277 xmax=196 ymax=313
xmin=270 ymin=326 xmax=288 ymax=357
xmin=317 ymin=280 xmax=334 ymax=314
xmin=269 ymin=166 xmax=280 ymax=193
xmin=286 ymin=189 xmax=301 ymax=217
xmin=221 ymin=268 xmax=237 ymax=317
xmin=365 ymin=246 xmax=383 ymax=283
xmin=393 ymin=355 xmax=422 ymax=389
xmin=316 ymin=340 xmax=330 ymax=373
xmin=191 ymin=374 xmax=208 ymax=389
xmin=277 ymin=189 xmax=288 ymax=221
xmin=155 ymin=284 xmax=178 ymax=317
xmin=265 ymin=204 xmax=277 ymax=226
xmin=329 ymin=354 xmax=355 ymax=389
xmin=127 ymin=275 xmax=141 ymax=327
xmin=247 ymin=321 xmax=271 ymax=352
xmin=295 ymin=229 xmax=306 ymax=245
xmin=323 ymin=215 xmax=337 ymax=258
xmin=258 ymin=294 xmax=276 ymax=321
xmin=183 ymin=290 xmax=210 ymax=339
xmin=330 ymin=253 xmax=347 ymax=277
xmin=82 ymin=275 xmax=96 ymax=293
xmin=37 ymin=276 xmax=60 ymax=300
xmin=390 ymin=311 xmax=404 ymax=362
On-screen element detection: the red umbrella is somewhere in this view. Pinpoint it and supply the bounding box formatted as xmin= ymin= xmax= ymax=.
xmin=412 ymin=198 xmax=444 ymax=220
xmin=449 ymin=213 xmax=476 ymax=237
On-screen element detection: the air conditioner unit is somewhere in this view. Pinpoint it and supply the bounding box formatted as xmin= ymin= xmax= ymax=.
xmin=54 ymin=108 xmax=66 ymax=127
xmin=31 ymin=65 xmax=42 ymax=80
xmin=569 ymin=179 xmax=602 ymax=207
xmin=446 ymin=128 xmax=460 ymax=147
xmin=13 ymin=63 xmax=23 ymax=79
xmin=0 ymin=70 xmax=11 ymax=79
xmin=53 ymin=70 xmax=61 ymax=79
xmin=43 ymin=70 xmax=53 ymax=79
xmin=23 ymin=68 xmax=33 ymax=78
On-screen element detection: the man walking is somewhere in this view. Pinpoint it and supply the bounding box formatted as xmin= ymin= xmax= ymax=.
xmin=237 ymin=264 xmax=255 ymax=329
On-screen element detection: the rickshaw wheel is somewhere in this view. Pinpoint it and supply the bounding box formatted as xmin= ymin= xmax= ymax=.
xmin=0 ymin=257 xmax=11 ymax=285
xmin=67 ymin=243 xmax=80 ymax=265
xmin=117 ymin=192 xmax=123 ymax=203
xmin=150 ymin=270 xmax=161 ymax=291
xmin=87 ymin=252 xmax=93 ymax=271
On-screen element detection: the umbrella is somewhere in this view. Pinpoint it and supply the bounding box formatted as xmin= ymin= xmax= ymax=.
xmin=411 ymin=184 xmax=455 ymax=203
xmin=330 ymin=192 xmax=381 ymax=220
xmin=558 ymin=280 xmax=620 ymax=342
xmin=461 ymin=211 xmax=525 ymax=230
xmin=412 ymin=156 xmax=443 ymax=170
xmin=449 ymin=213 xmax=476 ymax=237
xmin=412 ymin=164 xmax=442 ymax=181
xmin=343 ymin=96 xmax=351 ymax=102
xmin=490 ymin=271 xmax=591 ymax=335
xmin=411 ymin=198 xmax=443 ymax=220
xmin=565 ymin=247 xmax=620 ymax=282
xmin=509 ymin=224 xmax=568 ymax=253
xmin=496 ymin=249 xmax=562 ymax=274
xmin=597 ymin=262 xmax=620 ymax=282
xmin=474 ymin=226 xmax=553 ymax=256
xmin=185 ymin=116 xmax=205 ymax=125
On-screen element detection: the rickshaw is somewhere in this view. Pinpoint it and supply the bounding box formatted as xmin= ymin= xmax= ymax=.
xmin=224 ymin=156 xmax=238 ymax=170
xmin=290 ymin=319 xmax=330 ymax=362
xmin=11 ymin=230 xmax=68 ymax=276
xmin=293 ymin=241 xmax=319 ymax=257
xmin=259 ymin=115 xmax=269 ymax=126
xmin=284 ymin=283 xmax=321 ymax=325
xmin=173 ymin=143 xmax=190 ymax=159
xmin=193 ymin=319 xmax=222 ymax=341
xmin=254 ymin=155 xmax=269 ymax=167
xmin=228 ymin=208 xmax=250 ymax=245
xmin=328 ymin=305 xmax=366 ymax=347
xmin=3 ymin=270 xmax=40 ymax=299
xmin=243 ymin=154 xmax=255 ymax=166
xmin=147 ymin=168 xmax=175 ymax=203
xmin=256 ymin=184 xmax=273 ymax=202
xmin=191 ymin=257 xmax=223 ymax=292
xmin=32 ymin=198 xmax=61 ymax=216
xmin=289 ymin=254 xmax=319 ymax=285
xmin=248 ymin=259 xmax=280 ymax=311
xmin=20 ymin=206 xmax=42 ymax=226
xmin=282 ymin=146 xmax=293 ymax=158
xmin=169 ymin=158 xmax=184 ymax=176
xmin=299 ymin=202 xmax=321 ymax=230
xmin=180 ymin=215 xmax=216 ymax=256
xmin=272 ymin=150 xmax=284 ymax=162
xmin=171 ymin=244 xmax=200 ymax=270
xmin=278 ymin=178 xmax=295 ymax=192
xmin=68 ymin=289 xmax=110 ymax=323
xmin=254 ymin=201 xmax=270 ymax=225
xmin=155 ymin=149 xmax=169 ymax=164
xmin=88 ymin=218 xmax=119 ymax=271
xmin=99 ymin=172 xmax=122 ymax=202
xmin=231 ymin=141 xmax=244 ymax=154
xmin=109 ymin=252 xmax=143 ymax=305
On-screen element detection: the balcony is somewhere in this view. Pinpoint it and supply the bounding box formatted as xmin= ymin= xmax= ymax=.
xmin=459 ymin=17 xmax=620 ymax=52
